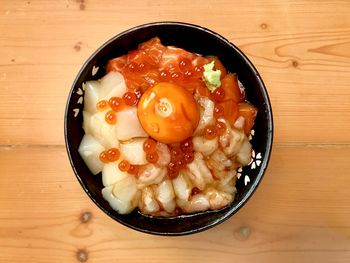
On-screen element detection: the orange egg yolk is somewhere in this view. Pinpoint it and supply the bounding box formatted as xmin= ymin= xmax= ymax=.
xmin=137 ymin=82 xmax=200 ymax=144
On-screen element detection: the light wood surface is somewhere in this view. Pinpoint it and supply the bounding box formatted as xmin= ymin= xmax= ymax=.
xmin=1 ymin=0 xmax=349 ymax=262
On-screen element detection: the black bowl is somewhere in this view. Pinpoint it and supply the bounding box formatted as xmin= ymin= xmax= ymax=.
xmin=64 ymin=22 xmax=273 ymax=236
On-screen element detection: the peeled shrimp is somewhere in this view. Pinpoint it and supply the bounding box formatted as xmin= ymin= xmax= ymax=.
xmin=194 ymin=96 xmax=215 ymax=135
xmin=137 ymin=164 xmax=167 ymax=188
xmin=205 ymin=188 xmax=233 ymax=210
xmin=216 ymin=169 xmax=237 ymax=195
xmin=172 ymin=171 xmax=192 ymax=201
xmin=139 ymin=186 xmax=160 ymax=214
xmin=154 ymin=179 xmax=176 ymax=213
xmin=219 ymin=119 xmax=246 ymax=156
xmin=192 ymin=136 xmax=218 ymax=156
xmin=187 ymin=152 xmax=213 ymax=190
xmin=206 ymin=149 xmax=233 ymax=172
xmin=182 ymin=194 xmax=210 ymax=213
xmin=155 ymin=142 xmax=171 ymax=167
xmin=236 ymin=138 xmax=252 ymax=166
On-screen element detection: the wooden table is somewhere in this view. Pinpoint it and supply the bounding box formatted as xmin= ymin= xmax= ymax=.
xmin=1 ymin=0 xmax=349 ymax=262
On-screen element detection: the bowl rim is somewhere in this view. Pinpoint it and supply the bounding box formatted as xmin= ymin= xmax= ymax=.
xmin=64 ymin=21 xmax=274 ymax=236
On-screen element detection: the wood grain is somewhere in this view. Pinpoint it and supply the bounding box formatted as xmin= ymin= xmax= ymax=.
xmin=1 ymin=0 xmax=350 ymax=262
xmin=1 ymin=146 xmax=349 ymax=263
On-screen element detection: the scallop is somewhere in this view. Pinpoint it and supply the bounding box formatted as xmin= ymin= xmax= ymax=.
xmin=99 ymin=71 xmax=127 ymax=101
xmin=84 ymin=80 xmax=100 ymax=114
xmin=85 ymin=110 xmax=119 ymax=148
xmin=119 ymin=138 xmax=148 ymax=165
xmin=102 ymin=162 xmax=129 ymax=187
xmin=115 ymin=107 xmax=148 ymax=141
xmin=78 ymin=134 xmax=105 ymax=175
xmin=102 ymin=175 xmax=140 ymax=214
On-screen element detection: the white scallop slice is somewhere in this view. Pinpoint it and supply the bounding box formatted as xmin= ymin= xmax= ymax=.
xmin=119 ymin=138 xmax=148 ymax=165
xmin=78 ymin=134 xmax=105 ymax=175
xmin=115 ymin=107 xmax=148 ymax=141
xmin=87 ymin=110 xmax=119 ymax=148
xmin=99 ymin=71 xmax=127 ymax=101
xmin=102 ymin=162 xmax=129 ymax=187
xmin=84 ymin=80 xmax=100 ymax=114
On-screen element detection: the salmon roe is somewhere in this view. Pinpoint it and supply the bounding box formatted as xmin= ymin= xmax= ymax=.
xmin=212 ymin=87 xmax=225 ymax=102
xmin=128 ymin=164 xmax=139 ymax=175
xmin=118 ymin=160 xmax=130 ymax=172
xmin=214 ymin=104 xmax=224 ymax=119
xmin=184 ymin=152 xmax=194 ymax=163
xmin=180 ymin=138 xmax=193 ymax=153
xmin=105 ymin=110 xmax=117 ymax=125
xmin=99 ymin=150 xmax=109 ymax=163
xmin=146 ymin=152 xmax=159 ymax=163
xmin=123 ymin=91 xmax=138 ymax=106
xmin=143 ymin=138 xmax=157 ymax=154
xmin=109 ymin=97 xmax=125 ymax=112
xmin=215 ymin=121 xmax=226 ymax=136
xmin=96 ymin=100 xmax=109 ymax=111
xmin=191 ymin=187 xmax=201 ymax=196
xmin=107 ymin=148 xmax=120 ymax=162
xmin=203 ymin=125 xmax=217 ymax=140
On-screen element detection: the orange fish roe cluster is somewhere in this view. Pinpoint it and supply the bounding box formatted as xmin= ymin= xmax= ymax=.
xmin=99 ymin=148 xmax=120 ymax=163
xmin=96 ymin=91 xmax=139 ymax=125
xmin=167 ymin=137 xmax=194 ymax=179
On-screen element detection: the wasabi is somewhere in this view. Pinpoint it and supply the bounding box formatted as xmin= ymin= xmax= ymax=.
xmin=202 ymin=61 xmax=221 ymax=91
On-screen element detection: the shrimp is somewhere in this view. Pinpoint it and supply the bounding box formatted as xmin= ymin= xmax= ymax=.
xmin=205 ymin=188 xmax=233 ymax=210
xmin=194 ymin=96 xmax=215 ymax=135
xmin=172 ymin=171 xmax=192 ymax=201
xmin=156 ymin=142 xmax=171 ymax=167
xmin=219 ymin=119 xmax=246 ymax=156
xmin=154 ymin=179 xmax=176 ymax=213
xmin=137 ymin=164 xmax=167 ymax=188
xmin=192 ymin=136 xmax=218 ymax=156
xmin=139 ymin=186 xmax=160 ymax=214
xmin=206 ymin=149 xmax=233 ymax=172
xmin=187 ymin=152 xmax=213 ymax=190
xmin=182 ymin=194 xmax=210 ymax=213
xmin=236 ymin=138 xmax=252 ymax=166
xmin=217 ymin=170 xmax=237 ymax=195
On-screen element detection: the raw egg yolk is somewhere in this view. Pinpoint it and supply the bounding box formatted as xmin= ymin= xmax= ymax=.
xmin=137 ymin=82 xmax=200 ymax=144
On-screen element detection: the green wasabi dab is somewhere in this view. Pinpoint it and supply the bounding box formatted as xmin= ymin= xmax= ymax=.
xmin=202 ymin=61 xmax=221 ymax=91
